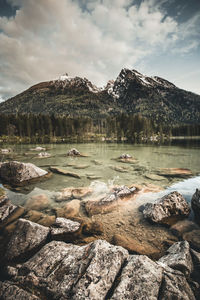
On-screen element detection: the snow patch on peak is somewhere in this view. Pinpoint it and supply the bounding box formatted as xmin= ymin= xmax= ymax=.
xmin=58 ymin=73 xmax=74 ymax=81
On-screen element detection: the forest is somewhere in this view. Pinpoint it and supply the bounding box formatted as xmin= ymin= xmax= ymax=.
xmin=0 ymin=113 xmax=200 ymax=143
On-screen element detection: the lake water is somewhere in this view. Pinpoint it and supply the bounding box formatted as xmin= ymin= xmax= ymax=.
xmin=1 ymin=141 xmax=200 ymax=208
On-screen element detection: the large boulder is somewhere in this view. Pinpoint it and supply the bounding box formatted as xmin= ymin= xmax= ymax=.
xmin=0 ymin=161 xmax=49 ymax=186
xmin=191 ymin=189 xmax=200 ymax=223
xmin=0 ymin=281 xmax=40 ymax=300
xmin=5 ymin=218 xmax=50 ymax=262
xmin=111 ymin=255 xmax=163 ymax=300
xmin=143 ymin=191 xmax=190 ymax=225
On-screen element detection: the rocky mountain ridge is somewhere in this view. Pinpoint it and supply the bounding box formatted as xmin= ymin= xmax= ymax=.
xmin=0 ymin=68 xmax=200 ymax=125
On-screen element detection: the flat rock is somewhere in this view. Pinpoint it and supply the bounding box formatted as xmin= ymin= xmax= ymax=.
xmin=145 ymin=173 xmax=166 ymax=181
xmin=55 ymin=199 xmax=81 ymax=218
xmin=170 ymin=220 xmax=199 ymax=237
xmin=25 ymin=194 xmax=50 ymax=211
xmin=143 ymin=191 xmax=190 ymax=225
xmin=183 ymin=230 xmax=200 ymax=251
xmin=73 ymin=164 xmax=89 ymax=169
xmin=158 ymin=241 xmax=193 ymax=277
xmin=51 ymin=217 xmax=81 ymax=240
xmin=110 ymin=165 xmax=129 ymax=173
xmin=49 ymin=166 xmax=80 ymax=178
xmin=112 ymin=234 xmax=161 ymax=259
xmin=111 ymin=255 xmax=163 ymax=300
xmin=30 ymin=146 xmax=46 ymax=151
xmin=157 ymin=167 xmax=193 ymax=178
xmin=17 ymin=240 xmax=128 ymax=299
xmin=0 ymin=161 xmax=48 ymax=185
xmin=0 ymin=281 xmax=40 ymax=300
xmin=5 ymin=218 xmax=50 ymax=261
xmin=191 ymin=188 xmax=200 ymax=223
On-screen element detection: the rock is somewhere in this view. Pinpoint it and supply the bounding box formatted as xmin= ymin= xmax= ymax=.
xmin=16 ymin=240 xmax=128 ymax=299
xmin=37 ymin=152 xmax=51 ymax=158
xmin=49 ymin=166 xmax=81 ymax=178
xmin=119 ymin=153 xmax=132 ymax=159
xmin=72 ymin=187 xmax=92 ymax=199
xmin=0 ymin=281 xmax=40 ymax=300
xmin=157 ymin=167 xmax=193 ymax=178
xmin=55 ymin=199 xmax=81 ymax=218
xmin=112 ymin=185 xmax=136 ymax=198
xmin=51 ymin=217 xmax=81 ymax=240
xmin=143 ymin=191 xmax=190 ymax=225
xmin=0 ymin=148 xmax=12 ymax=153
xmin=191 ymin=188 xmax=200 ymax=223
xmin=73 ymin=164 xmax=89 ymax=169
xmin=110 ymin=165 xmax=129 ymax=173
xmin=5 ymin=218 xmax=50 ymax=261
xmin=87 ymin=175 xmax=102 ymax=180
xmin=112 ymin=234 xmax=161 ymax=259
xmin=0 ymin=161 xmax=48 ymax=186
xmin=183 ymin=230 xmax=200 ymax=251
xmin=158 ymin=241 xmax=193 ymax=277
xmin=158 ymin=266 xmax=195 ymax=300
xmin=37 ymin=215 xmax=56 ymax=227
xmin=111 ymin=255 xmax=163 ymax=300
xmin=25 ymin=194 xmax=50 ymax=211
xmin=0 ymin=201 xmax=25 ymax=228
xmin=0 ymin=187 xmax=6 ymax=201
xmin=82 ymin=220 xmax=104 ymax=235
xmin=170 ymin=220 xmax=199 ymax=237
xmin=67 ymin=148 xmax=81 ymax=156
xmin=30 ymin=146 xmax=46 ymax=151
xmin=145 ymin=173 xmax=166 ymax=181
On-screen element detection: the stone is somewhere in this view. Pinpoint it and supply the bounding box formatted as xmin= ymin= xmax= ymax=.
xmin=82 ymin=220 xmax=104 ymax=235
xmin=170 ymin=220 xmax=199 ymax=237
xmin=119 ymin=153 xmax=132 ymax=159
xmin=158 ymin=266 xmax=195 ymax=300
xmin=67 ymin=148 xmax=81 ymax=156
xmin=111 ymin=255 xmax=163 ymax=300
xmin=145 ymin=173 xmax=166 ymax=181
xmin=157 ymin=167 xmax=193 ymax=178
xmin=49 ymin=166 xmax=81 ymax=178
xmin=17 ymin=240 xmax=128 ymax=299
xmin=0 ymin=187 xmax=6 ymax=201
xmin=73 ymin=164 xmax=89 ymax=169
xmin=143 ymin=191 xmax=190 ymax=225
xmin=51 ymin=217 xmax=81 ymax=240
xmin=37 ymin=152 xmax=51 ymax=158
xmin=55 ymin=199 xmax=81 ymax=218
xmin=112 ymin=234 xmax=161 ymax=259
xmin=0 ymin=281 xmax=40 ymax=300
xmin=30 ymin=146 xmax=46 ymax=151
xmin=25 ymin=194 xmax=50 ymax=211
xmin=72 ymin=187 xmax=92 ymax=199
xmin=112 ymin=185 xmax=136 ymax=198
xmin=0 ymin=161 xmax=48 ymax=185
xmin=5 ymin=218 xmax=50 ymax=261
xmin=110 ymin=165 xmax=129 ymax=173
xmin=183 ymin=230 xmax=200 ymax=251
xmin=191 ymin=188 xmax=200 ymax=222
xmin=158 ymin=241 xmax=193 ymax=277
xmin=0 ymin=201 xmax=25 ymax=228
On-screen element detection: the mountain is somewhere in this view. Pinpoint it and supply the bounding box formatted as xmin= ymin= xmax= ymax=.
xmin=1 ymin=69 xmax=200 ymax=125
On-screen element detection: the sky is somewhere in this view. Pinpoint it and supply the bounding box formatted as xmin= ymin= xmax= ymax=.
xmin=0 ymin=0 xmax=200 ymax=101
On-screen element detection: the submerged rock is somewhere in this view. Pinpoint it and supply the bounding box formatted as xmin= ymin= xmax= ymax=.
xmin=5 ymin=218 xmax=50 ymax=262
xmin=157 ymin=167 xmax=193 ymax=178
xmin=55 ymin=199 xmax=81 ymax=218
xmin=0 ymin=161 xmax=48 ymax=186
xmin=51 ymin=217 xmax=81 ymax=240
xmin=143 ymin=191 xmax=190 ymax=225
xmin=170 ymin=220 xmax=199 ymax=238
xmin=49 ymin=166 xmax=81 ymax=178
xmin=110 ymin=165 xmax=129 ymax=173
xmin=183 ymin=230 xmax=200 ymax=251
xmin=25 ymin=194 xmax=50 ymax=211
xmin=191 ymin=189 xmax=200 ymax=223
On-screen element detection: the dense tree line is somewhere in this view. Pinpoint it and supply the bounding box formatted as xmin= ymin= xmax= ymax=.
xmin=0 ymin=113 xmax=199 ymax=142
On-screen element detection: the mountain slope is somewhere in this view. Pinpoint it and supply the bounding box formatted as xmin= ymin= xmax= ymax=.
xmin=1 ymin=69 xmax=200 ymax=125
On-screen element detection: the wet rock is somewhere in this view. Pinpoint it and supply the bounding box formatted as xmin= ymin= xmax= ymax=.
xmin=191 ymin=188 xmax=200 ymax=223
xmin=49 ymin=166 xmax=81 ymax=178
xmin=16 ymin=240 xmax=128 ymax=299
xmin=158 ymin=266 xmax=195 ymax=300
xmin=143 ymin=191 xmax=190 ymax=225
xmin=112 ymin=185 xmax=136 ymax=198
xmin=82 ymin=220 xmax=104 ymax=235
xmin=145 ymin=173 xmax=166 ymax=181
xmin=37 ymin=152 xmax=51 ymax=158
xmin=112 ymin=234 xmax=161 ymax=259
xmin=72 ymin=187 xmax=92 ymax=199
xmin=0 ymin=281 xmax=40 ymax=300
xmin=111 ymin=255 xmax=163 ymax=300
xmin=170 ymin=220 xmax=199 ymax=237
xmin=0 ymin=161 xmax=48 ymax=186
xmin=119 ymin=153 xmax=132 ymax=159
xmin=55 ymin=199 xmax=81 ymax=218
xmin=157 ymin=167 xmax=193 ymax=178
xmin=30 ymin=146 xmax=46 ymax=151
xmin=87 ymin=175 xmax=102 ymax=180
xmin=37 ymin=215 xmax=56 ymax=227
xmin=158 ymin=241 xmax=193 ymax=277
xmin=51 ymin=217 xmax=81 ymax=240
xmin=25 ymin=194 xmax=50 ymax=211
xmin=183 ymin=230 xmax=200 ymax=251
xmin=0 ymin=201 xmax=25 ymax=228
xmin=67 ymin=148 xmax=81 ymax=156
xmin=5 ymin=218 xmax=49 ymax=262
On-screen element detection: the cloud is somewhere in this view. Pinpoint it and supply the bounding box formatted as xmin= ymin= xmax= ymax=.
xmin=0 ymin=0 xmax=199 ymax=99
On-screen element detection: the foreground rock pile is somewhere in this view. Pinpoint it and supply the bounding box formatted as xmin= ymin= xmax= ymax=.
xmin=0 ymin=216 xmax=200 ymax=300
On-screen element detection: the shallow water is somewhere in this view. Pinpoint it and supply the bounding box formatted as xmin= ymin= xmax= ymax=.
xmin=1 ymin=142 xmax=200 ymax=208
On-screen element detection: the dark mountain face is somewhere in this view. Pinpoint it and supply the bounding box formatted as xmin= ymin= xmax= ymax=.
xmin=0 ymin=69 xmax=200 ymax=125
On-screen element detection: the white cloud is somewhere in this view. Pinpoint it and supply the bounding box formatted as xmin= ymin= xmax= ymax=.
xmin=0 ymin=0 xmax=199 ymax=99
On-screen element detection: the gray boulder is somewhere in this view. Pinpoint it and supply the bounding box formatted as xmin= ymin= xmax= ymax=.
xmin=143 ymin=191 xmax=190 ymax=225
xmin=191 ymin=188 xmax=200 ymax=222
xmin=0 ymin=161 xmax=48 ymax=185
xmin=111 ymin=255 xmax=163 ymax=300
xmin=67 ymin=148 xmax=81 ymax=156
xmin=158 ymin=241 xmax=193 ymax=277
xmin=6 ymin=218 xmax=50 ymax=261
xmin=51 ymin=217 xmax=81 ymax=240
xmin=0 ymin=281 xmax=40 ymax=300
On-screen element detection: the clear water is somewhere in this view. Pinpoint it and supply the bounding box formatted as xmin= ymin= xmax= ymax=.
xmin=1 ymin=142 xmax=200 ymax=207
